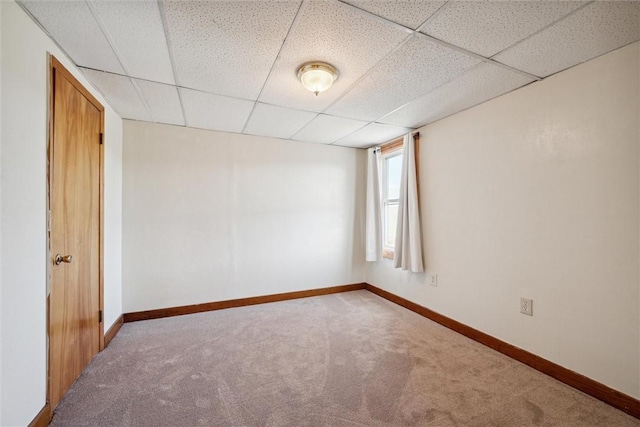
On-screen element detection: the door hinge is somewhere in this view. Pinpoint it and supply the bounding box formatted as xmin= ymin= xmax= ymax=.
xmin=99 ymin=310 xmax=103 ymax=323
xmin=99 ymin=132 xmax=103 ymax=145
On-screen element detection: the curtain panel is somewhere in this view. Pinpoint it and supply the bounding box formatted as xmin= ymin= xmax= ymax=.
xmin=393 ymin=133 xmax=424 ymax=272
xmin=365 ymin=147 xmax=383 ymax=261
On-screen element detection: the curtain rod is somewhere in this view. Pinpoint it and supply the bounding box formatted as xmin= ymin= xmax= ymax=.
xmin=378 ymin=131 xmax=419 ymax=150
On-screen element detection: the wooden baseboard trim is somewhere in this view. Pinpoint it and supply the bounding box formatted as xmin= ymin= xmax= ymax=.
xmin=104 ymin=314 xmax=124 ymax=347
xmin=364 ymin=283 xmax=640 ymax=420
xmin=124 ymin=283 xmax=367 ymax=323
xmin=28 ymin=403 xmax=51 ymax=427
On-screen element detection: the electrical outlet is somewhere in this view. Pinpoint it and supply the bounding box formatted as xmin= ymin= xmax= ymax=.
xmin=430 ymin=274 xmax=438 ymax=287
xmin=520 ymin=298 xmax=533 ymax=316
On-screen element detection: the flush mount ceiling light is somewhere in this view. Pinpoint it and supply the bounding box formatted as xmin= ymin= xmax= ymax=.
xmin=297 ymin=62 xmax=339 ymax=96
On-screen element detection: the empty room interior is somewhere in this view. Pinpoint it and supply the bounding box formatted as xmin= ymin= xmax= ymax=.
xmin=1 ymin=0 xmax=640 ymax=425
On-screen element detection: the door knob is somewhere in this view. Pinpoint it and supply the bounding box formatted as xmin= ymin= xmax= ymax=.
xmin=54 ymin=254 xmax=73 ymax=265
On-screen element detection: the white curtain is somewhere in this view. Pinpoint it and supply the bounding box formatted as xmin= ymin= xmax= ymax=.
xmin=394 ymin=133 xmax=424 ymax=272
xmin=365 ymin=147 xmax=383 ymax=261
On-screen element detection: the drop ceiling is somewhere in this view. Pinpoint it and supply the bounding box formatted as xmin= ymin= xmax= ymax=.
xmin=19 ymin=0 xmax=640 ymax=149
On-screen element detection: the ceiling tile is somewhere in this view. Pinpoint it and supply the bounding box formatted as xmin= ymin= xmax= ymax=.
xmin=259 ymin=0 xmax=410 ymax=113
xmin=180 ymin=88 xmax=254 ymax=134
xmin=326 ymin=34 xmax=481 ymax=122
xmin=20 ymin=1 xmax=124 ymax=74
xmin=81 ymin=68 xmax=151 ymax=121
xmin=164 ymin=0 xmax=301 ymax=100
xmin=422 ymin=1 xmax=587 ymax=58
xmin=334 ymin=123 xmax=412 ymax=148
xmin=293 ymin=114 xmax=367 ymax=145
xmin=88 ymin=0 xmax=175 ymax=85
xmin=493 ymin=1 xmax=640 ymax=78
xmin=379 ymin=63 xmax=534 ymax=128
xmin=135 ymin=80 xmax=184 ymax=126
xmin=244 ymin=104 xmax=317 ymax=140
xmin=342 ymin=0 xmax=446 ymax=29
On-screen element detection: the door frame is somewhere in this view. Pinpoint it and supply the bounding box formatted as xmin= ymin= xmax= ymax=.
xmin=47 ymin=54 xmax=105 ymax=407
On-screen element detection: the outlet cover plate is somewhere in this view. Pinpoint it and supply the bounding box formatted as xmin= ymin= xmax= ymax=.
xmin=430 ymin=274 xmax=438 ymax=286
xmin=520 ymin=298 xmax=533 ymax=316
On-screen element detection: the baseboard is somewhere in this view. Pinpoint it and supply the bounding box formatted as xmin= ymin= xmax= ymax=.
xmin=104 ymin=314 xmax=124 ymax=347
xmin=124 ymin=283 xmax=367 ymax=323
xmin=28 ymin=403 xmax=51 ymax=427
xmin=364 ymin=283 xmax=640 ymax=420
xmin=119 ymin=281 xmax=639 ymax=418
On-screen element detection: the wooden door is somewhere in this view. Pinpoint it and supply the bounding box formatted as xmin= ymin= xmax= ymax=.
xmin=49 ymin=57 xmax=104 ymax=410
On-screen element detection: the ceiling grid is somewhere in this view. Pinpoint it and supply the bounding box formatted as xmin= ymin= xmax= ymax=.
xmin=85 ymin=0 xmax=159 ymax=123
xmin=241 ymin=0 xmax=306 ymax=135
xmin=19 ymin=0 xmax=640 ymax=148
xmin=486 ymin=1 xmax=595 ymax=62
xmin=157 ymin=0 xmax=188 ymax=129
xmin=289 ymin=32 xmax=416 ymax=143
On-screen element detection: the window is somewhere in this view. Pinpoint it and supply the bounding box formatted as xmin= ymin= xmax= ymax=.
xmin=382 ymin=149 xmax=403 ymax=258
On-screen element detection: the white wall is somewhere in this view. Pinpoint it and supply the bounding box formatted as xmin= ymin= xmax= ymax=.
xmin=123 ymin=121 xmax=365 ymax=312
xmin=0 ymin=1 xmax=123 ymax=425
xmin=0 ymin=1 xmax=4 ymax=423
xmin=104 ymin=111 xmax=123 ymax=329
xmin=367 ymin=42 xmax=640 ymax=399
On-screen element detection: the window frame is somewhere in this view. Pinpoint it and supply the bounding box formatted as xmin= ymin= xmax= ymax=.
xmin=377 ymin=132 xmax=420 ymax=260
xmin=381 ymin=145 xmax=403 ymax=260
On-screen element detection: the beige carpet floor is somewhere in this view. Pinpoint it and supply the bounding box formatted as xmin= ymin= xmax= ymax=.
xmin=50 ymin=290 xmax=639 ymax=426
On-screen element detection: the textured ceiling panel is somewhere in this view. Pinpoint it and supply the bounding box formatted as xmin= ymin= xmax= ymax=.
xmin=135 ymin=80 xmax=184 ymax=126
xmin=335 ymin=122 xmax=411 ymax=148
xmin=379 ymin=63 xmax=534 ymax=128
xmin=21 ymin=1 xmax=124 ymax=74
xmin=342 ymin=0 xmax=446 ymax=29
xmin=293 ymin=114 xmax=367 ymax=145
xmin=21 ymin=0 xmax=640 ymax=148
xmin=164 ymin=0 xmax=301 ymax=99
xmin=180 ymin=88 xmax=254 ymax=134
xmin=81 ymin=68 xmax=151 ymax=121
xmin=259 ymin=0 xmax=410 ymax=113
xmin=494 ymin=1 xmax=640 ymax=78
xmin=88 ymin=0 xmax=175 ymax=85
xmin=422 ymin=1 xmax=587 ymax=58
xmin=326 ymin=34 xmax=481 ymax=122
xmin=244 ymin=103 xmax=317 ymax=140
